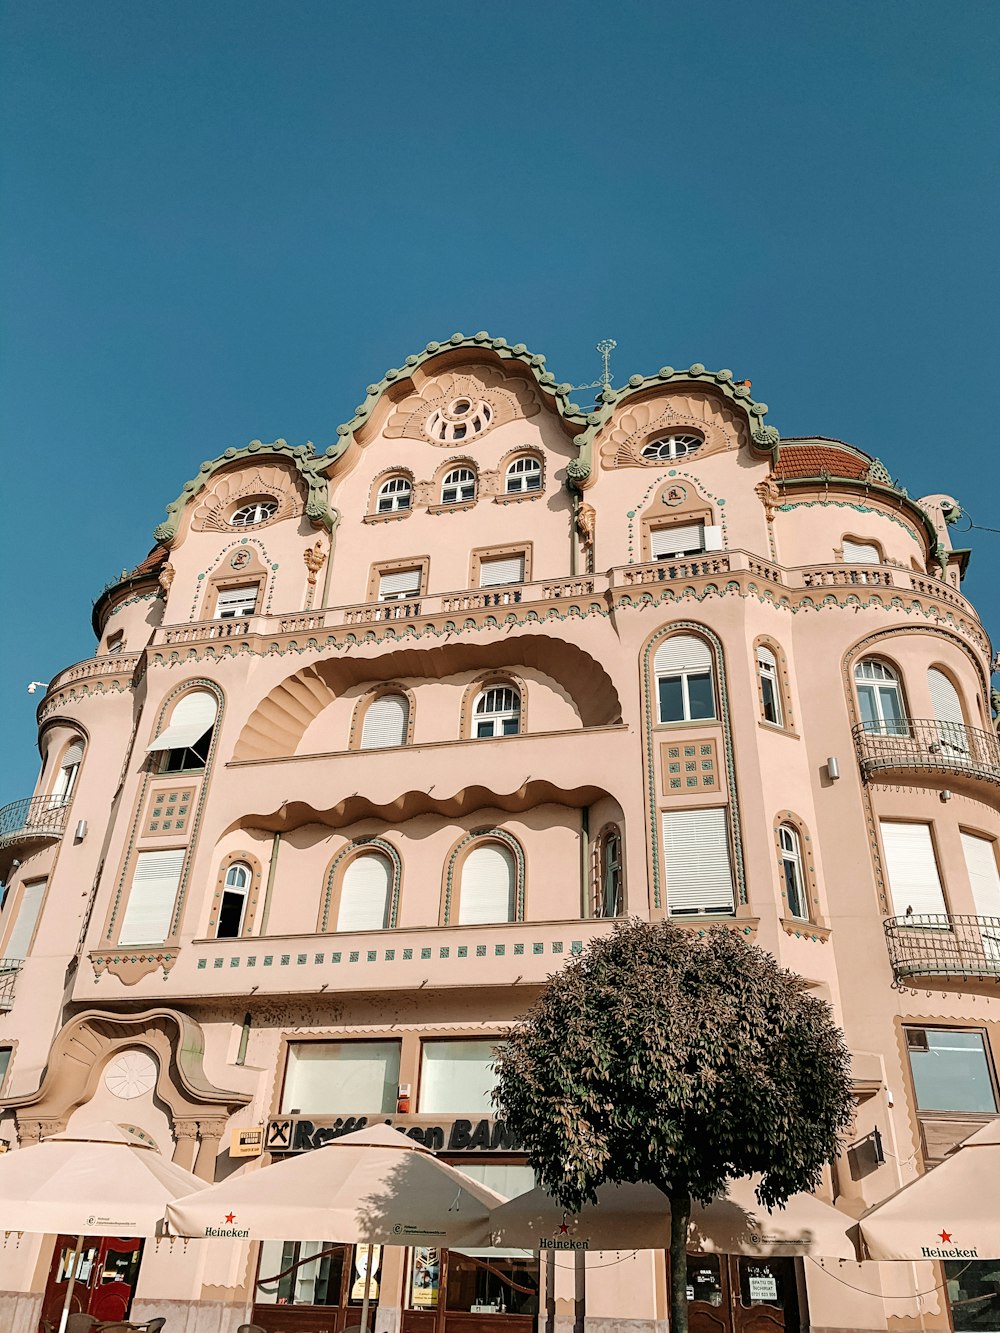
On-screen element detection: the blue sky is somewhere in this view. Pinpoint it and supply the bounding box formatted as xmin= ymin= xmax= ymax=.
xmin=1 ymin=1 xmax=998 ymax=804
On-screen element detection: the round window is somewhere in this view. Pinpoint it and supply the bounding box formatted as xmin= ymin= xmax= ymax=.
xmin=230 ymin=499 xmax=278 ymax=527
xmin=426 ymin=398 xmax=494 ymax=443
xmin=640 ymin=434 xmax=703 ymax=462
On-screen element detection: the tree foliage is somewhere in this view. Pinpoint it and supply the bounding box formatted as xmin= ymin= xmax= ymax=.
xmin=492 ymin=920 xmax=854 ymax=1331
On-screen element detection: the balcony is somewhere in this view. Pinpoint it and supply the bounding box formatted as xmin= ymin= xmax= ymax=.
xmin=853 ymin=719 xmax=1000 ymax=789
xmin=0 ymin=796 xmax=70 ymax=871
xmin=884 ymin=913 xmax=1000 ymax=988
xmin=0 ymin=959 xmax=24 ymax=1012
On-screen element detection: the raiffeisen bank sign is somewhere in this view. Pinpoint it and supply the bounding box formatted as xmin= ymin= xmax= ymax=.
xmin=266 ymin=1115 xmax=522 ymax=1155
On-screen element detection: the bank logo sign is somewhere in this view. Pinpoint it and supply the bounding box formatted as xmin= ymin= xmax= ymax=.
xmin=920 ymin=1228 xmax=979 ymax=1259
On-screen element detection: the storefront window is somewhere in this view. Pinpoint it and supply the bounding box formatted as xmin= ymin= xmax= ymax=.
xmin=944 ymin=1260 xmax=1000 ymax=1330
xmin=687 ymin=1254 xmax=723 ymax=1305
xmin=418 ymin=1039 xmax=503 ymax=1114
xmin=906 ymin=1029 xmax=998 ymax=1114
xmin=256 ymin=1241 xmax=382 ymax=1309
xmin=280 ymin=1040 xmax=401 ymax=1115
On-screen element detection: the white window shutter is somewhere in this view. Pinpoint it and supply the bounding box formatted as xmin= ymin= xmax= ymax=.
xmin=843 ymin=540 xmax=880 ymax=564
xmin=378 ymin=569 xmax=421 ymax=599
xmin=118 ymin=849 xmax=185 ymax=946
xmin=146 ymin=691 xmax=217 ymax=753
xmin=61 ymin=741 xmax=85 ymax=769
xmin=654 ymin=634 xmax=713 ymax=677
xmin=5 ymin=879 xmax=46 ymax=959
xmin=215 ymin=585 xmax=258 ymax=618
xmin=756 ymin=645 xmax=777 ymax=669
xmin=479 ymin=555 xmax=525 ymax=587
xmin=880 ymin=822 xmax=947 ymax=919
xmin=703 ymin=525 xmax=724 ymax=552
xmin=661 ymin=809 xmax=735 ymax=914
xmin=961 ymin=834 xmax=1000 ymax=917
xmin=360 ymin=695 xmax=408 ymax=749
xmin=651 ymin=523 xmax=705 ymax=558
xmin=459 ymin=845 xmax=516 ymax=924
xmin=928 ymin=669 xmax=964 ymax=725
xmin=337 ymin=855 xmax=391 ymax=932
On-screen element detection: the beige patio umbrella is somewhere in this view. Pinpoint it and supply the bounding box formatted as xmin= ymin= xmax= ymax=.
xmin=859 ymin=1117 xmax=1000 ymax=1260
xmin=0 ymin=1121 xmax=208 ymax=1333
xmin=474 ymin=1177 xmax=859 ymax=1259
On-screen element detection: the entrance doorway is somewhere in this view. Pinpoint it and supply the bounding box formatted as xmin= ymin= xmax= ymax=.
xmin=401 ymin=1247 xmax=539 ymax=1333
xmin=40 ymin=1235 xmax=143 ymax=1327
xmin=686 ymin=1255 xmax=801 ymax=1333
xmin=252 ymin=1241 xmax=383 ymax=1333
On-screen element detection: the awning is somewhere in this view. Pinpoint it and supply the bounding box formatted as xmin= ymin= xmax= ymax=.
xmin=146 ymin=691 xmax=217 ymax=753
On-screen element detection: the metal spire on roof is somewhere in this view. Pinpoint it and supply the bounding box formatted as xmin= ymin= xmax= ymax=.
xmin=573 ymin=339 xmax=617 ymax=393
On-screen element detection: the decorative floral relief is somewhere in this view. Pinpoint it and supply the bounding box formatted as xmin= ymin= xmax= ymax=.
xmin=383 ymin=367 xmax=542 ymax=444
xmin=191 ymin=464 xmax=306 ymax=532
xmin=599 ymin=390 xmax=747 ymax=469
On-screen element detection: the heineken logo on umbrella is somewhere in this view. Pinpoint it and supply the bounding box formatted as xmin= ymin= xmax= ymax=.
xmin=539 ymin=1219 xmax=589 ymax=1251
xmin=919 ymin=1228 xmax=978 ymax=1260
xmin=203 ymin=1212 xmax=250 ymax=1239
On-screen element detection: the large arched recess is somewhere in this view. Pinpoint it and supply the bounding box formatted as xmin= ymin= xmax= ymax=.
xmin=234 ymin=634 xmax=623 ymax=761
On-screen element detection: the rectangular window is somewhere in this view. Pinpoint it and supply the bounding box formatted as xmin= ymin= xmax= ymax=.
xmin=378 ymin=568 xmax=422 ymax=601
xmin=5 ymin=879 xmax=46 ymax=959
xmin=479 ymin=554 xmax=525 ymax=588
xmin=880 ymin=822 xmax=948 ymax=920
xmin=117 ymin=849 xmax=184 ymax=947
xmin=906 ymin=1027 xmax=998 ymax=1113
xmin=651 ymin=522 xmax=705 ymax=559
xmin=280 ymin=1040 xmax=401 ymax=1115
xmin=0 ymin=1047 xmax=11 ymax=1088
xmin=214 ymin=584 xmax=259 ymax=619
xmin=661 ymin=810 xmax=735 ymax=915
xmin=418 ymin=1039 xmax=503 ymax=1114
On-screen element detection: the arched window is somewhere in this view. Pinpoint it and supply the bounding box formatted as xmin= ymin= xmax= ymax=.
xmin=594 ymin=827 xmax=624 ymax=918
xmin=842 ymin=538 xmax=881 ymax=564
xmin=361 ymin=693 xmax=409 ymax=750
xmin=654 ymin=635 xmax=715 ymax=723
xmin=474 ymin=686 xmax=521 ymax=738
xmin=756 ymin=646 xmax=783 ymax=727
xmin=928 ymin=667 xmax=969 ymax=755
xmin=641 ymin=433 xmax=702 ymax=462
xmin=778 ymin=825 xmax=807 ymax=920
xmin=230 ymin=499 xmax=278 ymax=527
xmin=505 ymin=456 xmax=542 ymax=494
xmin=217 ymin=862 xmax=251 ymax=939
xmin=376 ymin=477 xmax=412 ymax=514
xmin=337 ymin=853 xmax=392 ymax=932
xmin=51 ymin=739 xmax=84 ymax=805
xmin=854 ymin=659 xmax=906 ymax=735
xmin=441 ymin=468 xmax=476 ymax=505
xmin=459 ymin=843 xmax=515 ymax=924
xmin=427 ymin=398 xmax=493 ymax=443
xmin=147 ymin=690 xmax=218 ymax=772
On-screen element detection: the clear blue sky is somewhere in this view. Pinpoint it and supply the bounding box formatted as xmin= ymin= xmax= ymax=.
xmin=2 ymin=1 xmax=998 ymax=805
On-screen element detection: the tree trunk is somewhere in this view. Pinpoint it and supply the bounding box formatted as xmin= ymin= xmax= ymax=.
xmin=667 ymin=1185 xmax=691 ymax=1333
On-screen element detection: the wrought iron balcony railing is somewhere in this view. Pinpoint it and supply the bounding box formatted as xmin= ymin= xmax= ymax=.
xmin=853 ymin=719 xmax=1000 ymax=786
xmin=0 ymin=794 xmax=71 ymax=852
xmin=885 ymin=914 xmax=1000 ymax=985
xmin=0 ymin=959 xmax=24 ymax=1012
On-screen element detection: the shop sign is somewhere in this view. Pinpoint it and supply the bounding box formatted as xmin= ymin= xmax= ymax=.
xmin=230 ymin=1126 xmax=264 ymax=1158
xmin=747 ymin=1274 xmax=778 ymax=1301
xmin=265 ymin=1115 xmax=521 ymax=1155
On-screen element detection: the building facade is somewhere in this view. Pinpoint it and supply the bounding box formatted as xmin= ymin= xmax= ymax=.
xmin=0 ymin=333 xmax=997 ymax=1333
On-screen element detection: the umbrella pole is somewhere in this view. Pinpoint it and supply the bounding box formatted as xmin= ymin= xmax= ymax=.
xmin=359 ymin=1242 xmax=374 ymax=1333
xmin=57 ymin=1234 xmax=85 ymax=1333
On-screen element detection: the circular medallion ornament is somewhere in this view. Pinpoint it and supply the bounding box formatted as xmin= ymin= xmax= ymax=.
xmin=661 ymin=484 xmax=689 ymax=507
xmin=230 ymin=549 xmax=252 ymax=570
xmin=104 ymin=1050 xmax=157 ymax=1100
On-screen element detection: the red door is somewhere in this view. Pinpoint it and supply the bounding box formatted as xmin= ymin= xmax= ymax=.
xmin=40 ymin=1235 xmax=143 ymax=1327
xmin=685 ymin=1255 xmax=801 ymax=1333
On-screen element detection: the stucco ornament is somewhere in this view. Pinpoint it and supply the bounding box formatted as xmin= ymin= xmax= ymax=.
xmin=383 ymin=366 xmax=542 ymax=444
xmin=157 ymin=561 xmax=176 ymax=593
xmin=754 ymin=475 xmax=781 ymax=522
xmin=661 ymin=484 xmax=689 ymax=508
xmin=752 ymin=424 xmax=781 ymax=450
xmin=104 ymin=1049 xmax=158 ymax=1099
xmin=190 ymin=462 xmax=305 ymax=532
xmin=576 ymin=502 xmax=596 ymax=547
xmin=598 ymin=390 xmax=746 ymax=469
xmin=303 ymin=539 xmax=327 ymax=587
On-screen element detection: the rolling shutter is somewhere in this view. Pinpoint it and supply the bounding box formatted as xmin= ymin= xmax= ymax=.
xmin=654 ymin=634 xmax=713 ymax=677
xmin=480 ymin=555 xmax=525 ymax=587
xmin=843 ymin=540 xmax=880 ymax=564
xmin=880 ymin=822 xmax=947 ymax=919
xmin=756 ymin=646 xmax=777 ymax=669
xmin=651 ymin=523 xmax=705 ymax=558
xmin=928 ymin=669 xmax=965 ymax=725
xmin=118 ymin=849 xmax=184 ymax=946
xmin=661 ymin=809 xmax=735 ymax=915
xmin=961 ymin=834 xmax=1000 ymax=918
xmin=215 ymin=585 xmax=258 ymax=618
xmin=360 ymin=695 xmax=408 ymax=750
xmin=5 ymin=879 xmax=46 ymax=959
xmin=61 ymin=741 xmax=84 ymax=770
xmin=378 ymin=568 xmax=421 ymax=600
xmin=146 ymin=692 xmax=217 ymax=753
xmin=459 ymin=845 xmax=515 ymax=924
xmin=337 ymin=855 xmax=391 ymax=932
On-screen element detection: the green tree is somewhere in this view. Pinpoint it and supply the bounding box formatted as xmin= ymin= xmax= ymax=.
xmin=492 ymin=919 xmax=854 ymax=1333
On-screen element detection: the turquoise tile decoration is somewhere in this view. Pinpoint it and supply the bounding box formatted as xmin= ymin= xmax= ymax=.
xmin=421 ymin=948 xmax=431 ymax=959
xmin=457 ymin=945 xmax=467 ymax=958
xmin=247 ymin=956 xmax=256 ymax=967
xmin=532 ymin=943 xmax=543 ymax=955
xmin=213 ymin=958 xmax=223 ymax=968
xmin=403 ymin=948 xmax=413 ymax=960
xmin=476 ymin=945 xmax=487 ymax=957
xmin=571 ymin=941 xmax=583 ymax=954
xmin=332 ymin=951 xmax=342 ymax=963
xmin=513 ymin=943 xmax=524 ymax=955
xmin=552 ymin=942 xmax=564 ymax=954
xmin=349 ymin=951 xmax=360 ymax=963
xmin=280 ymin=954 xmax=290 ymax=965
xmin=196 ymin=958 xmax=206 ymax=970
xmin=495 ymin=944 xmax=505 ymax=956
xmin=314 ymin=953 xmax=324 ymax=964
xmin=230 ymin=957 xmax=239 ymax=967
xmin=440 ymin=947 xmax=450 ymax=958
xmin=367 ymin=950 xmax=377 ymax=962
xmin=385 ymin=949 xmax=395 ymax=961
xmin=263 ymin=955 xmax=273 ymax=966
xmin=297 ymin=953 xmax=307 ymax=964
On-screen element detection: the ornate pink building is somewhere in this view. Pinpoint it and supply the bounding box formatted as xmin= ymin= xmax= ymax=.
xmin=0 ymin=333 xmax=997 ymax=1333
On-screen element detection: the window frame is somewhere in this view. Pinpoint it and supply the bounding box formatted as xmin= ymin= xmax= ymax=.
xmin=148 ymin=687 xmax=219 ymax=775
xmin=854 ymin=657 xmax=908 ymax=736
xmin=216 ymin=861 xmax=252 ymax=939
xmin=335 ymin=851 xmax=394 ymax=933
xmin=417 ymin=1037 xmax=504 ymax=1115
xmin=904 ymin=1025 xmax=999 ymax=1115
xmin=757 ymin=646 xmax=783 ymax=728
xmin=375 ymin=475 xmax=413 ymax=515
xmin=441 ymin=467 xmax=477 ymax=506
xmin=778 ymin=823 xmax=807 ymax=920
xmin=503 ymin=455 xmax=543 ymax=496
xmin=640 ymin=432 xmax=703 ymax=462
xmin=279 ymin=1037 xmax=403 ymax=1116
xmin=473 ymin=685 xmax=522 ymax=739
xmin=212 ymin=582 xmax=262 ymax=620
xmin=593 ymin=825 xmax=625 ymax=918
xmin=229 ymin=499 xmax=279 ymax=528
xmin=656 ymin=664 xmax=716 ymax=724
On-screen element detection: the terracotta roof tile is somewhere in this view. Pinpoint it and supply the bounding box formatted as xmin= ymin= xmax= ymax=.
xmin=773 ymin=444 xmax=870 ymax=481
xmin=128 ymin=545 xmax=169 ymax=578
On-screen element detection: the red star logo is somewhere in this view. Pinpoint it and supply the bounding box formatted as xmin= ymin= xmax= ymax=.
xmin=225 ymin=1213 xmax=235 ymax=1224
xmin=938 ymin=1230 xmax=952 ymax=1243
xmin=558 ymin=1222 xmax=570 ymax=1235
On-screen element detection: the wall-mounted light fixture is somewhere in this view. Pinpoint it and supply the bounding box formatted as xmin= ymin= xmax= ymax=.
xmin=74 ymin=820 xmax=88 ymax=841
xmin=826 ymin=756 xmax=840 ymax=781
xmin=940 ymin=790 xmax=953 ymax=802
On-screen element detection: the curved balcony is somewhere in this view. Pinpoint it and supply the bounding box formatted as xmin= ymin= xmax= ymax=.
xmin=853 ymin=719 xmax=1000 ymax=789
xmin=0 ymin=795 xmax=70 ymax=866
xmin=885 ymin=913 xmax=1000 ymax=987
xmin=0 ymin=959 xmax=24 ymax=1012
